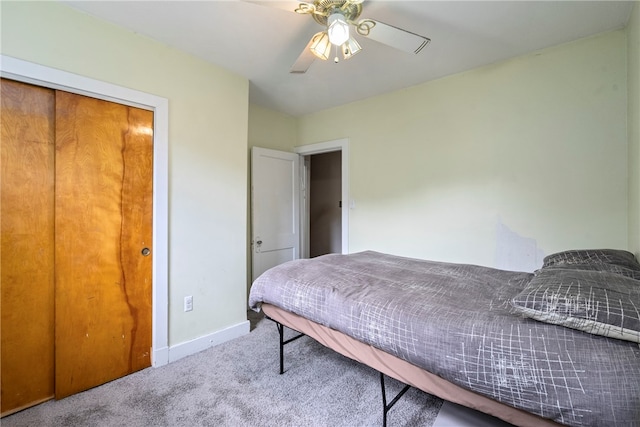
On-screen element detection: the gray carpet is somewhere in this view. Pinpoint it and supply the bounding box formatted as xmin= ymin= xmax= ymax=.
xmin=3 ymin=317 xmax=443 ymax=426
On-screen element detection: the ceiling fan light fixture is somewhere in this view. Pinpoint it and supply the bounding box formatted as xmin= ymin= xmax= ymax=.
xmin=327 ymin=12 xmax=350 ymax=46
xmin=309 ymin=31 xmax=331 ymax=60
xmin=341 ymin=37 xmax=362 ymax=60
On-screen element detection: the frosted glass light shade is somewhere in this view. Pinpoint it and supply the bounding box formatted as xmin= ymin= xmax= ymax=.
xmin=327 ymin=13 xmax=350 ymax=46
xmin=310 ymin=32 xmax=331 ymax=60
xmin=341 ymin=37 xmax=362 ymax=60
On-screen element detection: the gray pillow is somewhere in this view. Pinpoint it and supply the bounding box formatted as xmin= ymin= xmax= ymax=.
xmin=511 ymin=268 xmax=640 ymax=343
xmin=535 ymin=262 xmax=640 ymax=280
xmin=542 ymin=249 xmax=640 ymax=271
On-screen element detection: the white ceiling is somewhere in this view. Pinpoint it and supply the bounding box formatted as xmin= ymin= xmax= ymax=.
xmin=61 ymin=1 xmax=634 ymax=117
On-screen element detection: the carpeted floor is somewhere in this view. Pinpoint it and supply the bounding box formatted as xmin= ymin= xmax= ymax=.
xmin=3 ymin=315 xmax=443 ymax=427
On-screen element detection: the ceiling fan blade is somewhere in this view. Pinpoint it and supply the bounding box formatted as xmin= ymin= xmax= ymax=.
xmin=358 ymin=19 xmax=430 ymax=54
xmin=290 ymin=37 xmax=317 ymax=73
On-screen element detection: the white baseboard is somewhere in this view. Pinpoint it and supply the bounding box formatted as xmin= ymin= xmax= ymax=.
xmin=152 ymin=346 xmax=170 ymax=367
xmin=167 ymin=320 xmax=250 ymax=363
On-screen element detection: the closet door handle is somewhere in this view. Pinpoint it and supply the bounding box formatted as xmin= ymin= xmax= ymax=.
xmin=141 ymin=248 xmax=151 ymax=256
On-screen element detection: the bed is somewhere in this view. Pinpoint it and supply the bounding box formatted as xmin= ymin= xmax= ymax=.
xmin=248 ymin=250 xmax=640 ymax=426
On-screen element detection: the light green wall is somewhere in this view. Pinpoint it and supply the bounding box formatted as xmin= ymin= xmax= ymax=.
xmin=298 ymin=30 xmax=628 ymax=270
xmin=1 ymin=1 xmax=249 ymax=346
xmin=629 ymin=2 xmax=640 ymax=258
xmin=248 ymin=103 xmax=298 ymax=151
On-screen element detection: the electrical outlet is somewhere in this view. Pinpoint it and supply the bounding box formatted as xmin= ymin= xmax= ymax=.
xmin=184 ymin=295 xmax=193 ymax=312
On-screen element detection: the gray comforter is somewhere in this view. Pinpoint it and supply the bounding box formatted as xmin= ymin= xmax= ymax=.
xmin=248 ymin=251 xmax=640 ymax=426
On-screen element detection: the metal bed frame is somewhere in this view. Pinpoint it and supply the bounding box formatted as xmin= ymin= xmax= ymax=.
xmin=271 ymin=317 xmax=414 ymax=427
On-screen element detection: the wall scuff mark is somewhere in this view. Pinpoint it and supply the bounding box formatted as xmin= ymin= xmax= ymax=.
xmin=495 ymin=218 xmax=545 ymax=272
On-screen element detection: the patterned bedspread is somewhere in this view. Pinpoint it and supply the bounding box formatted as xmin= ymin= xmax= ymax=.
xmin=248 ymin=251 xmax=640 ymax=426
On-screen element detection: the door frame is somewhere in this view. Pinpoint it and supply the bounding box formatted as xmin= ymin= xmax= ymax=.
xmin=0 ymin=55 xmax=170 ymax=367
xmin=294 ymin=138 xmax=349 ymax=256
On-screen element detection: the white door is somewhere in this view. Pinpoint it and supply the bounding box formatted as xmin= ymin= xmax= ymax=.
xmin=251 ymin=147 xmax=300 ymax=281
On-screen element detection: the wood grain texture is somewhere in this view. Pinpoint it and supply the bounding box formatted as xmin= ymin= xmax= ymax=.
xmin=54 ymin=91 xmax=153 ymax=399
xmin=1 ymin=79 xmax=56 ymax=415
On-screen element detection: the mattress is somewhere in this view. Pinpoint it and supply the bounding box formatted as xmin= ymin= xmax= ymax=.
xmin=249 ymin=251 xmax=640 ymax=426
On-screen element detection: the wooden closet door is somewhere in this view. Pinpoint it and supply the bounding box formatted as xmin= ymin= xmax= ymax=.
xmin=1 ymin=79 xmax=56 ymax=415
xmin=54 ymin=91 xmax=153 ymax=399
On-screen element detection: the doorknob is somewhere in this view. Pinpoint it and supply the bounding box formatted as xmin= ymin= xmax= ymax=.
xmin=141 ymin=247 xmax=151 ymax=256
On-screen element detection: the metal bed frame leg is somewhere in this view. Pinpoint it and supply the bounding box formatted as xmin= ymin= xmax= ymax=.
xmin=380 ymin=372 xmax=411 ymax=427
xmin=270 ymin=317 xmax=305 ymax=374
xmin=276 ymin=321 xmax=285 ymax=375
xmin=268 ymin=316 xmax=412 ymax=427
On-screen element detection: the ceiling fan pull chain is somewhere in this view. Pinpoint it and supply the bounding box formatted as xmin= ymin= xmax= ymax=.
xmin=334 ymin=45 xmax=340 ymax=63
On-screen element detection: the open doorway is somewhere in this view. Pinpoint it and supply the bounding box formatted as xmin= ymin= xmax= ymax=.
xmin=305 ymin=151 xmax=342 ymax=257
xmin=295 ymin=138 xmax=349 ymax=258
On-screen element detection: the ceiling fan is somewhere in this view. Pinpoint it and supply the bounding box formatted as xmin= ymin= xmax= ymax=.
xmin=288 ymin=0 xmax=431 ymax=73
